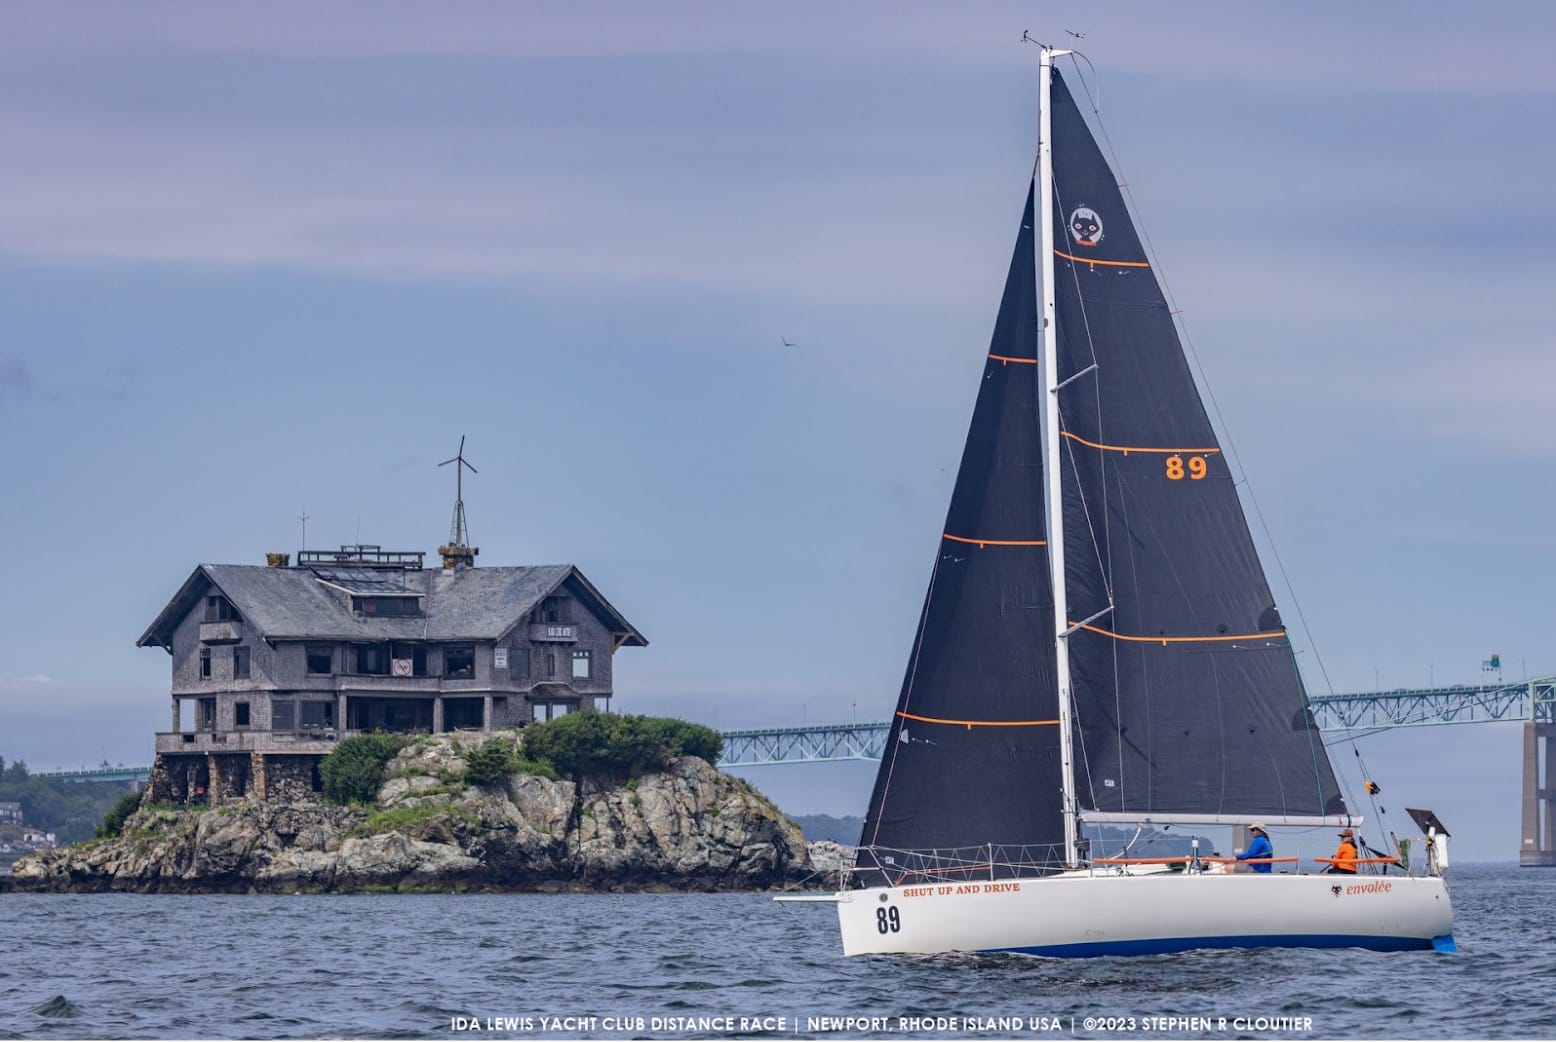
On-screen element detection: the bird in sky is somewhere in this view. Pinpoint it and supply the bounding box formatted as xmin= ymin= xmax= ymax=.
xmin=780 ymin=336 xmax=796 ymax=347
xmin=1065 ymin=29 xmax=1085 ymax=38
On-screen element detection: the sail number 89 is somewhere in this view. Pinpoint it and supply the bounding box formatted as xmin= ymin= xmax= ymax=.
xmin=1165 ymin=455 xmax=1207 ymax=481
xmin=876 ymin=906 xmax=901 ymax=934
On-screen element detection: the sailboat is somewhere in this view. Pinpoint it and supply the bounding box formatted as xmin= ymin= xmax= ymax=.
xmin=787 ymin=46 xmax=1454 ymax=957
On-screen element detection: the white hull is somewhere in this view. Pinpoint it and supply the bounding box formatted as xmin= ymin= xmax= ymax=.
xmin=837 ymin=871 xmax=1453 ymax=957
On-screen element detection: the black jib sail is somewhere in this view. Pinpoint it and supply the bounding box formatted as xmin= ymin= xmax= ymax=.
xmin=1046 ymin=68 xmax=1346 ymax=821
xmin=856 ymin=187 xmax=1067 ymax=886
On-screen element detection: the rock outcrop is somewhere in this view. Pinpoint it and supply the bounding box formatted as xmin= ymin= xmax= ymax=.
xmin=5 ymin=735 xmax=811 ymax=894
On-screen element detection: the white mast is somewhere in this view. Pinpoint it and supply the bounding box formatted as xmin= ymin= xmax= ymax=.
xmin=1038 ymin=44 xmax=1079 ymax=867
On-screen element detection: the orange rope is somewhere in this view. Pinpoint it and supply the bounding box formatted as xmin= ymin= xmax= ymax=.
xmin=1071 ymin=622 xmax=1285 ymax=646
xmin=943 ymin=533 xmax=1046 ymax=548
xmin=1054 ymin=249 xmax=1150 ymax=269
xmin=1060 ymin=430 xmax=1222 ymax=456
xmin=898 ymin=711 xmax=1059 ymax=729
xmin=988 ymin=353 xmax=1039 ymax=365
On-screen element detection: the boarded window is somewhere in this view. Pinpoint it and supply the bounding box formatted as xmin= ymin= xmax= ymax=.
xmin=508 ymin=648 xmax=529 ymax=680
xmin=235 ymin=702 xmax=251 ymax=727
xmin=233 ymin=646 xmax=251 ymax=678
xmin=272 ymin=699 xmax=295 ymax=731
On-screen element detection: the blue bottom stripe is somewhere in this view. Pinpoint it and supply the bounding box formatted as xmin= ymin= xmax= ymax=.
xmin=989 ymin=933 xmax=1438 ymax=958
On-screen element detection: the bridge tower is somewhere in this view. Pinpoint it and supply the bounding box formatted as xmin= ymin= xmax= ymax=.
xmin=1523 ymin=721 xmax=1556 ymax=867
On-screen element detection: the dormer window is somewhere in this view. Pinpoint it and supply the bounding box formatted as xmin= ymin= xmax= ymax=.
xmin=351 ymin=596 xmax=420 ymax=617
xmin=204 ymin=595 xmax=239 ymax=622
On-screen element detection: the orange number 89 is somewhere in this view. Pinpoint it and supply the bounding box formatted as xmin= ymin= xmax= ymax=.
xmin=1165 ymin=455 xmax=1208 ymax=481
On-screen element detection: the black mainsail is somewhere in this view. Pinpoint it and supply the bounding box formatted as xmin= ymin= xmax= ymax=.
xmin=1046 ymin=68 xmax=1346 ymax=822
xmin=856 ymin=65 xmax=1347 ymax=888
xmin=857 ymin=187 xmax=1067 ymax=885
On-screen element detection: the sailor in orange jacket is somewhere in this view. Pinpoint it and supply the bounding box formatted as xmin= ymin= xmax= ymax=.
xmin=1326 ymin=828 xmax=1359 ymax=874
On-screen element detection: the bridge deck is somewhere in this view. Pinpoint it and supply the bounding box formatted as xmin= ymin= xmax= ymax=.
xmin=38 ymin=676 xmax=1554 ymax=774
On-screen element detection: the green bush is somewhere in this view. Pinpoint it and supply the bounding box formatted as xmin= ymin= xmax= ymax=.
xmin=521 ymin=712 xmax=723 ymax=782
xmin=465 ymin=741 xmax=518 ymax=788
xmin=95 ymin=790 xmax=144 ymax=839
xmin=319 ymin=733 xmax=407 ymax=805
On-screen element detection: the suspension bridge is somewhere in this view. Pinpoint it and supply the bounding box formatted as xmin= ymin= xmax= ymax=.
xmin=718 ymin=675 xmax=1556 ymax=867
xmin=35 ymin=675 xmax=1556 ymax=864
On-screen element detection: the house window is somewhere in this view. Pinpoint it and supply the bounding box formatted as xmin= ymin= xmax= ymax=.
xmin=353 ymin=596 xmax=420 ymax=617
xmin=204 ymin=595 xmax=239 ymax=622
xmin=508 ymin=648 xmax=529 ymax=680
xmin=353 ymin=644 xmax=389 ymax=675
xmin=272 ymin=698 xmax=295 ymax=731
xmin=572 ymin=650 xmax=591 ymax=679
xmin=444 ymin=645 xmax=475 ymax=678
xmin=233 ymin=646 xmax=251 ymax=678
xmin=199 ymin=648 xmax=211 ymax=679
xmin=533 ymin=701 xmax=573 ymax=722
xmin=235 ymin=702 xmax=251 ymax=728
xmin=535 ymin=596 xmax=567 ymax=624
xmin=306 ymin=646 xmax=333 ymax=675
xmin=197 ymin=697 xmax=216 ymax=730
xmin=391 ymin=643 xmax=427 ymax=677
xmin=299 ymin=701 xmax=335 ymax=731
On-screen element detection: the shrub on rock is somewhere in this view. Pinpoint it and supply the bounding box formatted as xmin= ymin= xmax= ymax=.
xmin=320 ymin=733 xmax=407 ymax=805
xmin=521 ymin=712 xmax=723 ymax=782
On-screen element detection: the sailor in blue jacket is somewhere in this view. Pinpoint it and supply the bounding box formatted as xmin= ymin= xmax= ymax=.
xmin=1235 ymin=822 xmax=1274 ymax=873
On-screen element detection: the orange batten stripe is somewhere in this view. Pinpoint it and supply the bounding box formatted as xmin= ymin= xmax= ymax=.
xmin=1060 ymin=430 xmax=1222 ymax=456
xmin=1071 ymin=622 xmax=1286 ymax=646
xmin=988 ymin=353 xmax=1039 ymax=365
xmin=898 ymin=711 xmax=1059 ymax=729
xmin=943 ymin=533 xmax=1046 ymax=548
xmin=1054 ymin=249 xmax=1151 ymax=269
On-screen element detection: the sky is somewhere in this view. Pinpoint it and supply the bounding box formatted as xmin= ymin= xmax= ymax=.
xmin=1 ymin=2 xmax=1553 ymax=861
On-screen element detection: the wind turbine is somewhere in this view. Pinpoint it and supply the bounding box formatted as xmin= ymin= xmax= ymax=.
xmin=439 ymin=436 xmax=478 ymax=558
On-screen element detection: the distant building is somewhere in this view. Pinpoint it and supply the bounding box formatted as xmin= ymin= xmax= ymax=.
xmin=0 ymin=802 xmax=21 ymax=826
xmin=138 ymin=542 xmax=646 ymax=805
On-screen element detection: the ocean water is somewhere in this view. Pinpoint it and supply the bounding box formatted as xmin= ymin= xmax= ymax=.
xmin=0 ymin=864 xmax=1551 ymax=1040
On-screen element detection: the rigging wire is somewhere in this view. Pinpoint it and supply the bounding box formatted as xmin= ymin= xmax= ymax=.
xmin=1063 ymin=53 xmax=1391 ymax=841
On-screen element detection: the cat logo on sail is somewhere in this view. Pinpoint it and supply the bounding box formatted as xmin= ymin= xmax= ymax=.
xmin=1069 ymin=205 xmax=1104 ymax=246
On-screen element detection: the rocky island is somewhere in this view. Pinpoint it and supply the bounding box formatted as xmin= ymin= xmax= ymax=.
xmin=4 ymin=729 xmax=815 ymax=894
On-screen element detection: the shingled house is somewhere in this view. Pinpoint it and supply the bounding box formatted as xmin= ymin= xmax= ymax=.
xmin=137 ymin=545 xmax=646 ymax=804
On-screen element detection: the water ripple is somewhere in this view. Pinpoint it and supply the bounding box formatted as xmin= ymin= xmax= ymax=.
xmin=0 ymin=867 xmax=1552 ymax=1038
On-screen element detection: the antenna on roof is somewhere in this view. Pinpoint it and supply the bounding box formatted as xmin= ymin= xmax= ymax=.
xmin=298 ymin=506 xmax=309 ymax=552
xmin=437 ymin=435 xmax=479 ymax=570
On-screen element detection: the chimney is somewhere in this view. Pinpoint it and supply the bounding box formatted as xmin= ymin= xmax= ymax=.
xmin=438 ymin=544 xmax=478 ymax=570
xmin=266 ymin=552 xmax=291 ymax=567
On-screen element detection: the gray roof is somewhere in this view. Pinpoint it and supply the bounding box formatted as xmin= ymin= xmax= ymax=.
xmin=137 ymin=563 xmax=647 ymax=648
